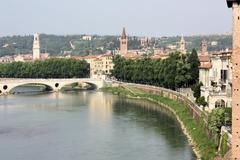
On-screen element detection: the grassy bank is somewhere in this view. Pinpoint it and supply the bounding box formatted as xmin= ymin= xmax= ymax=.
xmin=102 ymin=86 xmax=217 ymax=160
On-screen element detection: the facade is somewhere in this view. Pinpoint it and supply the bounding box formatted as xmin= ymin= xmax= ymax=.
xmin=72 ymin=54 xmax=114 ymax=79
xmin=199 ymin=39 xmax=232 ymax=110
xmin=199 ymin=50 xmax=232 ymax=110
xmin=0 ymin=56 xmax=14 ymax=63
xmin=120 ymin=27 xmax=128 ymax=55
xmin=33 ymin=33 xmax=41 ymax=60
xmin=82 ymin=35 xmax=92 ymax=41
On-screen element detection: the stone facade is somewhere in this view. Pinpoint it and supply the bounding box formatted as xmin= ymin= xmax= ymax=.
xmin=229 ymin=2 xmax=240 ymax=159
xmin=72 ymin=54 xmax=114 ymax=79
xmin=199 ymin=45 xmax=232 ymax=110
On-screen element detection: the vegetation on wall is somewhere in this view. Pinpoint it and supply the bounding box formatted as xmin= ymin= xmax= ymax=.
xmin=111 ymin=50 xmax=200 ymax=90
xmin=103 ymin=86 xmax=217 ymax=160
xmin=208 ymin=108 xmax=232 ymax=136
xmin=0 ymin=58 xmax=90 ymax=78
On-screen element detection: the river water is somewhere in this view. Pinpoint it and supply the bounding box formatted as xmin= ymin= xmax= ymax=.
xmin=0 ymin=90 xmax=197 ymax=160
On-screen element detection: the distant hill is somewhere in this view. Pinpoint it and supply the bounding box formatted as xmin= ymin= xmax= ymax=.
xmin=0 ymin=34 xmax=232 ymax=57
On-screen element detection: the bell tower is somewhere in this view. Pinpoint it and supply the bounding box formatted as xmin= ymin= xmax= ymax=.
xmin=179 ymin=35 xmax=187 ymax=54
xmin=33 ymin=33 xmax=41 ymax=60
xmin=120 ymin=27 xmax=128 ymax=55
xmin=201 ymin=40 xmax=208 ymax=55
xmin=226 ymin=0 xmax=240 ymax=159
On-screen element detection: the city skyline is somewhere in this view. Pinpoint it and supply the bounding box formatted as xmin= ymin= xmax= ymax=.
xmin=0 ymin=0 xmax=232 ymax=37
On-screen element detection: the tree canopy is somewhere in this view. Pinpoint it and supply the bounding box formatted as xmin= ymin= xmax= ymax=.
xmin=112 ymin=50 xmax=200 ymax=90
xmin=0 ymin=58 xmax=90 ymax=78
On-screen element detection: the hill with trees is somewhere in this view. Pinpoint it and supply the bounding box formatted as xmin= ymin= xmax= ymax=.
xmin=0 ymin=34 xmax=232 ymax=57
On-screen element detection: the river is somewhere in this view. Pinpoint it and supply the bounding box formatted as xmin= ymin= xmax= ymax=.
xmin=0 ymin=89 xmax=197 ymax=160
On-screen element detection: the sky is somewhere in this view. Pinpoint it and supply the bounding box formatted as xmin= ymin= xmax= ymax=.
xmin=0 ymin=0 xmax=233 ymax=37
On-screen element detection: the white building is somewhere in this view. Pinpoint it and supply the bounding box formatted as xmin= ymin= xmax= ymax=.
xmin=199 ymin=49 xmax=232 ymax=110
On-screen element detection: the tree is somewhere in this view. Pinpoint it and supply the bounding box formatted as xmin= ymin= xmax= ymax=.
xmin=192 ymin=82 xmax=203 ymax=99
xmin=208 ymin=108 xmax=232 ymax=135
xmin=0 ymin=58 xmax=90 ymax=78
xmin=187 ymin=49 xmax=200 ymax=85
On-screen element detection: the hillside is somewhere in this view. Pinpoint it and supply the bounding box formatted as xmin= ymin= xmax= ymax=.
xmin=0 ymin=34 xmax=232 ymax=57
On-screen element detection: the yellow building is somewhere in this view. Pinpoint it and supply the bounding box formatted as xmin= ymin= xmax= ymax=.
xmin=72 ymin=54 xmax=114 ymax=79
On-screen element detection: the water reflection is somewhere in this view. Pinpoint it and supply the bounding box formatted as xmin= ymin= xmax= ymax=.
xmin=0 ymin=91 xmax=196 ymax=160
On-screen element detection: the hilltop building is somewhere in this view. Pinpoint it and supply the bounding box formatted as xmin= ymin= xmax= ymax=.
xmin=199 ymin=40 xmax=232 ymax=110
xmin=82 ymin=35 xmax=92 ymax=41
xmin=33 ymin=33 xmax=41 ymax=60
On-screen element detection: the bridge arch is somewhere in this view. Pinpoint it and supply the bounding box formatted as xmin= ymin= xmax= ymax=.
xmin=8 ymin=83 xmax=54 ymax=94
xmin=0 ymin=78 xmax=104 ymax=95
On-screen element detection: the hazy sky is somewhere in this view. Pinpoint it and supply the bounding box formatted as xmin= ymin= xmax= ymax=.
xmin=0 ymin=0 xmax=232 ymax=37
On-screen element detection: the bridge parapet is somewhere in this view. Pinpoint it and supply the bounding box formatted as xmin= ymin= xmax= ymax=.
xmin=0 ymin=78 xmax=105 ymax=95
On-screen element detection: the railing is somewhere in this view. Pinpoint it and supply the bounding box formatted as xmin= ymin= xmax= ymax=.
xmin=116 ymin=81 xmax=203 ymax=119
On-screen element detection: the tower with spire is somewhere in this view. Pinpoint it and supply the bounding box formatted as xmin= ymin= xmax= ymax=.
xmin=179 ymin=35 xmax=186 ymax=54
xmin=120 ymin=27 xmax=128 ymax=55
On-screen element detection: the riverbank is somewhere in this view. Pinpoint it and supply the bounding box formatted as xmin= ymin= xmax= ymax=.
xmin=102 ymin=86 xmax=217 ymax=160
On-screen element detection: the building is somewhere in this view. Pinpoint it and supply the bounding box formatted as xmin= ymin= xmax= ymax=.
xmin=140 ymin=37 xmax=151 ymax=47
xmin=179 ymin=35 xmax=187 ymax=54
xmin=120 ymin=27 xmax=128 ymax=55
xmin=72 ymin=54 xmax=114 ymax=79
xmin=0 ymin=56 xmax=14 ymax=63
xmin=82 ymin=35 xmax=92 ymax=41
xmin=33 ymin=33 xmax=41 ymax=60
xmin=199 ymin=48 xmax=232 ymax=110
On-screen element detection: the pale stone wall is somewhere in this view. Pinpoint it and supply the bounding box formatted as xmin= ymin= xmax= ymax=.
xmin=231 ymin=3 xmax=240 ymax=158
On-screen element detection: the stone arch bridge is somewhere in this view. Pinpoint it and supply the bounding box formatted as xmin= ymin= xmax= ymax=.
xmin=0 ymin=78 xmax=105 ymax=95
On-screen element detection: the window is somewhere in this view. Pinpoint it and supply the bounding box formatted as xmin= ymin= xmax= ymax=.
xmin=221 ymin=70 xmax=228 ymax=82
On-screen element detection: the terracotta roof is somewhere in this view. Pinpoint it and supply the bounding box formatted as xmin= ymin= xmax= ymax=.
xmin=122 ymin=53 xmax=142 ymax=60
xmin=199 ymin=62 xmax=212 ymax=69
xmin=198 ymin=55 xmax=210 ymax=62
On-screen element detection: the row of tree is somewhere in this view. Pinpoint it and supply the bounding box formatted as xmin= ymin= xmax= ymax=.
xmin=111 ymin=50 xmax=200 ymax=90
xmin=0 ymin=58 xmax=90 ymax=78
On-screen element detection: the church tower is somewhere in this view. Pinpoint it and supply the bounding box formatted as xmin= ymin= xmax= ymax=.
xmin=179 ymin=35 xmax=186 ymax=54
xmin=33 ymin=33 xmax=41 ymax=60
xmin=201 ymin=39 xmax=208 ymax=55
xmin=120 ymin=27 xmax=128 ymax=55
xmin=227 ymin=0 xmax=240 ymax=159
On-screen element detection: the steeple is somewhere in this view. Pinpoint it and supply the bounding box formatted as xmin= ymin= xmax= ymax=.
xmin=201 ymin=39 xmax=208 ymax=55
xmin=120 ymin=27 xmax=128 ymax=55
xmin=121 ymin=27 xmax=127 ymax=39
xmin=179 ymin=35 xmax=186 ymax=54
